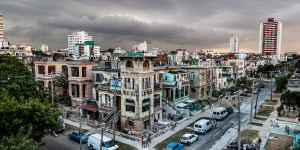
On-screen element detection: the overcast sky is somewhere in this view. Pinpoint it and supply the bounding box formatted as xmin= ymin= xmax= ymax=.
xmin=1 ymin=0 xmax=300 ymax=53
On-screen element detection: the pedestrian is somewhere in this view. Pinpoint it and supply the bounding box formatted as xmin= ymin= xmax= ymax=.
xmin=243 ymin=144 xmax=247 ymax=150
xmin=142 ymin=137 xmax=144 ymax=148
xmin=214 ymin=121 xmax=217 ymax=128
xmin=175 ymin=121 xmax=177 ymax=127
xmin=143 ymin=137 xmax=147 ymax=148
xmin=147 ymin=137 xmax=150 ymax=147
xmin=257 ymin=137 xmax=262 ymax=148
xmin=287 ymin=127 xmax=290 ymax=135
xmin=270 ymin=120 xmax=273 ymax=126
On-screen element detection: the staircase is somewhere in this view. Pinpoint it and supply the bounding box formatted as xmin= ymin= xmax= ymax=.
xmin=105 ymin=110 xmax=121 ymax=128
xmin=162 ymin=101 xmax=181 ymax=114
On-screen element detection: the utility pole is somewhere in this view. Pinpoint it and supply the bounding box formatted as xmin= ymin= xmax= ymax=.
xmin=51 ymin=72 xmax=54 ymax=111
xmin=100 ymin=123 xmax=105 ymax=150
xmin=254 ymin=73 xmax=262 ymax=117
xmin=237 ymin=89 xmax=241 ymax=150
xmin=270 ymin=71 xmax=273 ymax=101
xmin=250 ymin=76 xmax=254 ymax=123
xmin=113 ymin=78 xmax=116 ymax=141
xmin=79 ymin=111 xmax=82 ymax=150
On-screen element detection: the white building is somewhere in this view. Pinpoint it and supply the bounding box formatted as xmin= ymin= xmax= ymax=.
xmin=133 ymin=41 xmax=147 ymax=52
xmin=68 ymin=31 xmax=93 ymax=56
xmin=74 ymin=41 xmax=100 ymax=59
xmin=40 ymin=44 xmax=48 ymax=52
xmin=259 ymin=18 xmax=282 ymax=59
xmin=230 ymin=36 xmax=239 ymax=53
xmin=114 ymin=47 xmax=126 ymax=54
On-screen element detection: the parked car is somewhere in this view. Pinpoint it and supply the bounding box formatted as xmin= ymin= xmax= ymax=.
xmin=164 ymin=142 xmax=184 ymax=150
xmin=212 ymin=107 xmax=228 ymax=120
xmin=180 ymin=133 xmax=198 ymax=145
xmin=193 ymin=119 xmax=213 ymax=134
xmin=68 ymin=130 xmax=89 ymax=143
xmin=87 ymin=133 xmax=119 ymax=150
xmin=226 ymin=107 xmax=234 ymax=115
xmin=228 ymin=140 xmax=259 ymax=150
xmin=56 ymin=116 xmax=65 ymax=132
xmin=253 ymin=89 xmax=258 ymax=94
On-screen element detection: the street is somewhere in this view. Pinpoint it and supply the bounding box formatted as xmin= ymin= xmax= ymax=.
xmin=41 ymin=132 xmax=89 ymax=150
xmin=187 ymin=80 xmax=274 ymax=150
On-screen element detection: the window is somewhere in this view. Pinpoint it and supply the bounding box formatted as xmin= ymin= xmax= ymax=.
xmin=71 ymin=67 xmax=79 ymax=77
xmin=142 ymin=99 xmax=150 ymax=112
xmin=72 ymin=84 xmax=79 ymax=97
xmin=38 ymin=66 xmax=45 ymax=74
xmin=82 ymin=84 xmax=86 ymax=97
xmin=82 ymin=67 xmax=86 ymax=77
xmin=159 ymin=73 xmax=163 ymax=82
xmin=125 ymin=99 xmax=135 ymax=113
xmin=143 ymin=60 xmax=149 ymax=68
xmin=129 ymin=121 xmax=134 ymax=127
xmin=142 ymin=77 xmax=151 ymax=89
xmin=48 ymin=66 xmax=55 ymax=74
xmin=62 ymin=65 xmax=68 ymax=74
xmin=126 ymin=61 xmax=134 ymax=68
xmin=154 ymin=94 xmax=160 ymax=107
xmin=125 ymin=78 xmax=134 ymax=89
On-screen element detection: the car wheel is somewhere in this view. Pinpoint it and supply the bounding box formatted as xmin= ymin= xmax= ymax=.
xmin=89 ymin=145 xmax=94 ymax=150
xmin=204 ymin=130 xmax=206 ymax=135
xmin=196 ymin=137 xmax=199 ymax=141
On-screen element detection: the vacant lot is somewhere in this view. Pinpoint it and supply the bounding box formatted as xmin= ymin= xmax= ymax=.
xmin=264 ymin=133 xmax=294 ymax=150
xmin=154 ymin=128 xmax=193 ymax=150
xmin=257 ymin=106 xmax=274 ymax=117
xmin=235 ymin=129 xmax=259 ymax=142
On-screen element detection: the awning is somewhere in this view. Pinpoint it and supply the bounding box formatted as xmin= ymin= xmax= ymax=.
xmin=176 ymin=103 xmax=188 ymax=108
xmin=81 ymin=104 xmax=99 ymax=112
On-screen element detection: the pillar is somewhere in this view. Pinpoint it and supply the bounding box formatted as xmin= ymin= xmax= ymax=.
xmin=172 ymin=88 xmax=176 ymax=102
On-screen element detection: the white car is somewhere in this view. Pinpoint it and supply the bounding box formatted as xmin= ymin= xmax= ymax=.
xmin=180 ymin=133 xmax=198 ymax=145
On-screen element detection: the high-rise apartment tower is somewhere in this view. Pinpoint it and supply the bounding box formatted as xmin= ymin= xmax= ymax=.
xmin=259 ymin=18 xmax=282 ymax=58
xmin=0 ymin=14 xmax=3 ymax=41
xmin=230 ymin=36 xmax=239 ymax=53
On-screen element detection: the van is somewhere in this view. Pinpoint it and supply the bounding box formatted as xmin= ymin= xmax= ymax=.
xmin=212 ymin=107 xmax=228 ymax=120
xmin=87 ymin=134 xmax=119 ymax=150
xmin=193 ymin=119 xmax=213 ymax=134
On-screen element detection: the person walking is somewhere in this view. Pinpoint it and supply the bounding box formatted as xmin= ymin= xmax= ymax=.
xmin=147 ymin=137 xmax=150 ymax=147
xmin=142 ymin=137 xmax=144 ymax=148
xmin=257 ymin=137 xmax=262 ymax=149
xmin=214 ymin=120 xmax=217 ymax=128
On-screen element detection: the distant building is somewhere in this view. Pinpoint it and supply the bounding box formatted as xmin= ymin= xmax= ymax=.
xmin=68 ymin=31 xmax=93 ymax=57
xmin=40 ymin=44 xmax=48 ymax=52
xmin=259 ymin=18 xmax=282 ymax=59
xmin=74 ymin=41 xmax=100 ymax=59
xmin=230 ymin=36 xmax=239 ymax=53
xmin=133 ymin=41 xmax=147 ymax=52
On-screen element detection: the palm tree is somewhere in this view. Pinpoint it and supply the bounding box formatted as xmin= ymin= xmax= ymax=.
xmin=54 ymin=69 xmax=69 ymax=95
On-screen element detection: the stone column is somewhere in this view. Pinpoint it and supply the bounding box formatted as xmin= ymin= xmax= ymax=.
xmin=173 ymin=88 xmax=176 ymax=102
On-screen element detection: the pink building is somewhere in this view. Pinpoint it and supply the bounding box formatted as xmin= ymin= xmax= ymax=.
xmin=34 ymin=60 xmax=99 ymax=106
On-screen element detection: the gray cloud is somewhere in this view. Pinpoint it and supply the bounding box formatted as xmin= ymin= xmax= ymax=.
xmin=0 ymin=0 xmax=300 ymax=53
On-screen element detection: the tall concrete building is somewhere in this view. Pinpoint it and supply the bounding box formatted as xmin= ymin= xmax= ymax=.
xmin=133 ymin=41 xmax=147 ymax=52
xmin=0 ymin=14 xmax=4 ymax=42
xmin=259 ymin=18 xmax=282 ymax=58
xmin=230 ymin=36 xmax=239 ymax=53
xmin=68 ymin=31 xmax=93 ymax=56
xmin=40 ymin=44 xmax=48 ymax=52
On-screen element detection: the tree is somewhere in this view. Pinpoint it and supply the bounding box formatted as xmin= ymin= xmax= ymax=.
xmin=0 ymin=55 xmax=40 ymax=99
xmin=54 ymin=69 xmax=69 ymax=95
xmin=235 ymin=76 xmax=252 ymax=93
xmin=281 ymin=91 xmax=300 ymax=116
xmin=0 ymin=127 xmax=41 ymax=150
xmin=0 ymin=89 xmax=61 ymax=140
xmin=275 ymin=75 xmax=288 ymax=92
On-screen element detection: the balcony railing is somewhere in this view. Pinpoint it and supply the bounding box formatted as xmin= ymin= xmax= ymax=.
xmin=163 ymin=81 xmax=177 ymax=86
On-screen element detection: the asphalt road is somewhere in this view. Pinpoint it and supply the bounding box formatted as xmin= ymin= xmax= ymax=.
xmin=41 ymin=132 xmax=89 ymax=150
xmin=185 ymin=80 xmax=275 ymax=150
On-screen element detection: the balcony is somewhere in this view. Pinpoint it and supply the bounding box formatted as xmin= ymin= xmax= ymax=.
xmin=222 ymin=71 xmax=233 ymax=75
xmin=163 ymin=81 xmax=177 ymax=86
xmin=154 ymin=83 xmax=162 ymax=91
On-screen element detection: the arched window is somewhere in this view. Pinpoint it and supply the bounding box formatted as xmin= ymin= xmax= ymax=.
xmin=143 ymin=60 xmax=149 ymax=68
xmin=126 ymin=61 xmax=134 ymax=68
xmin=142 ymin=99 xmax=150 ymax=112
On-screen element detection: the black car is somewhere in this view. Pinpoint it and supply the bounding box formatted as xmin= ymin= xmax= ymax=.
xmin=228 ymin=140 xmax=259 ymax=150
xmin=226 ymin=107 xmax=234 ymax=115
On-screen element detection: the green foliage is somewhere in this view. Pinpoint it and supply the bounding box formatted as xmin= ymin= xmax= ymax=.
xmin=0 ymin=55 xmax=40 ymax=99
xmin=0 ymin=89 xmax=61 ymax=140
xmin=63 ymin=95 xmax=72 ymax=106
xmin=53 ymin=53 xmax=64 ymax=61
xmin=0 ymin=127 xmax=41 ymax=150
xmin=281 ymin=91 xmax=300 ymax=115
xmin=54 ymin=69 xmax=69 ymax=95
xmin=236 ymin=76 xmax=252 ymax=91
xmin=275 ymin=76 xmax=288 ymax=92
xmin=256 ymin=64 xmax=278 ymax=77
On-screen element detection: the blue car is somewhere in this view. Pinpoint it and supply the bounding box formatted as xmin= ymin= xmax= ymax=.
xmin=68 ymin=130 xmax=89 ymax=143
xmin=164 ymin=142 xmax=184 ymax=150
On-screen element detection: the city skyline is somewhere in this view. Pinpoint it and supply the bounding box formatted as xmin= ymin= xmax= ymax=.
xmin=1 ymin=0 xmax=300 ymax=53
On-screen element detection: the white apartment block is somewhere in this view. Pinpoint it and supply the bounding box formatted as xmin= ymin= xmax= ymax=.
xmin=40 ymin=44 xmax=48 ymax=52
xmin=259 ymin=18 xmax=282 ymax=59
xmin=68 ymin=31 xmax=93 ymax=56
xmin=133 ymin=41 xmax=147 ymax=52
xmin=230 ymin=36 xmax=239 ymax=53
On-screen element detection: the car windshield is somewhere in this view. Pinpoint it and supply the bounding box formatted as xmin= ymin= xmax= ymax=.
xmin=105 ymin=140 xmax=115 ymax=148
xmin=181 ymin=137 xmax=188 ymax=140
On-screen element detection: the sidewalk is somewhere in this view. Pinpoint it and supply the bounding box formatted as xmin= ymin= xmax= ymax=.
xmin=64 ymin=104 xmax=218 ymax=150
